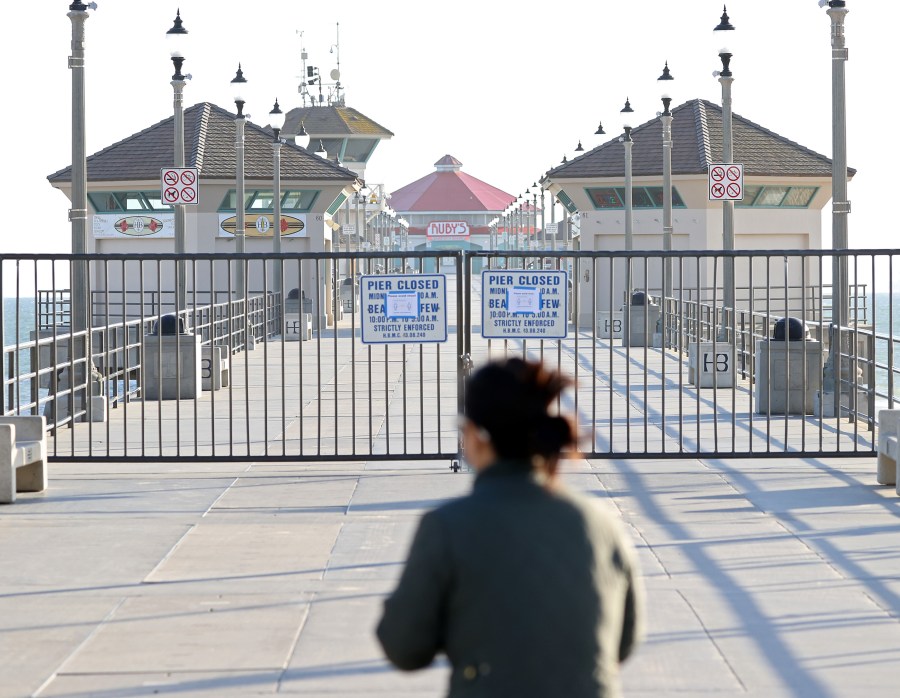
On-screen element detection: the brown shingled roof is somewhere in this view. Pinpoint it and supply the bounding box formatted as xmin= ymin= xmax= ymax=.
xmin=47 ymin=102 xmax=358 ymax=184
xmin=282 ymin=106 xmax=393 ymax=138
xmin=545 ymin=99 xmax=854 ymax=180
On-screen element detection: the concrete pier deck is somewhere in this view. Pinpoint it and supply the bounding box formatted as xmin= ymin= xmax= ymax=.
xmin=3 ymin=275 xmax=895 ymax=696
xmin=2 ymin=455 xmax=899 ymax=696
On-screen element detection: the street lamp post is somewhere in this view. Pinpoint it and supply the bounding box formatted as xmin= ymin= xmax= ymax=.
xmin=167 ymin=10 xmax=189 ymax=312
xmin=714 ymin=6 xmax=736 ymax=340
xmin=540 ymin=185 xmax=547 ymax=251
xmin=269 ymin=99 xmax=285 ymax=304
xmin=67 ymin=0 xmax=97 ymax=416
xmin=231 ymin=65 xmax=248 ymax=297
xmin=819 ymin=0 xmax=851 ymax=413
xmin=658 ymin=62 xmax=675 ymax=301
xmin=620 ymin=98 xmax=635 ymax=251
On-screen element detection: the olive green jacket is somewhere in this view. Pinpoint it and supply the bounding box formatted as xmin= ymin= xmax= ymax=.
xmin=377 ymin=460 xmax=643 ymax=697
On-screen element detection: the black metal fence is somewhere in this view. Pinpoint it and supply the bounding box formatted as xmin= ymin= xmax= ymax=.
xmin=2 ymin=249 xmax=897 ymax=461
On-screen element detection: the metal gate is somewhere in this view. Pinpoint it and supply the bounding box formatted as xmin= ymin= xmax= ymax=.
xmin=460 ymin=249 xmax=896 ymax=460
xmin=2 ymin=249 xmax=896 ymax=462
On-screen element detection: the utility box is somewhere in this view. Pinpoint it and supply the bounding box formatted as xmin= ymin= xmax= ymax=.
xmin=755 ymin=318 xmax=822 ymax=415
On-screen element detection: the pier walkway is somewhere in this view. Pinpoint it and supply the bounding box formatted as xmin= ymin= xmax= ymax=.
xmin=3 ymin=274 xmax=898 ymax=697
xmin=2 ymin=452 xmax=899 ymax=696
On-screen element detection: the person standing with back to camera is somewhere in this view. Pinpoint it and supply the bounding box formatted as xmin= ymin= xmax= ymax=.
xmin=377 ymin=357 xmax=643 ymax=697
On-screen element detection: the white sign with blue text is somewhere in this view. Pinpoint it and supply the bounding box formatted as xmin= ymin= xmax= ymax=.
xmin=481 ymin=270 xmax=568 ymax=339
xmin=360 ymin=274 xmax=448 ymax=344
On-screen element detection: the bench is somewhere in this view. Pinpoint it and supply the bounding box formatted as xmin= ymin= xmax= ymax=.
xmin=0 ymin=416 xmax=48 ymax=504
xmin=876 ymin=409 xmax=900 ymax=490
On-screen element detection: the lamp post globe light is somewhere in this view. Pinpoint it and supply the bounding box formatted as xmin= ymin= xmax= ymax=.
xmin=167 ymin=9 xmax=190 ymax=310
xmin=713 ymin=5 xmax=736 ymax=340
xmin=230 ymin=64 xmax=248 ymax=296
xmin=820 ymin=0 xmax=850 ymax=411
xmin=620 ymin=97 xmax=635 ymax=251
xmin=658 ymin=61 xmax=674 ymax=300
xmin=269 ymin=98 xmax=286 ymax=300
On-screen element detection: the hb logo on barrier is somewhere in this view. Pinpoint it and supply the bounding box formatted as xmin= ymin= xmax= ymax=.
xmin=702 ymin=352 xmax=731 ymax=373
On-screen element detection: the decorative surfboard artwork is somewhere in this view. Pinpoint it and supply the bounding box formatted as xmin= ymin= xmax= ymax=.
xmin=93 ymin=213 xmax=175 ymax=238
xmin=218 ymin=213 xmax=307 ymax=238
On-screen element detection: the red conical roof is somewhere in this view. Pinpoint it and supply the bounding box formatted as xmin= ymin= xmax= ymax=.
xmin=391 ymin=156 xmax=514 ymax=212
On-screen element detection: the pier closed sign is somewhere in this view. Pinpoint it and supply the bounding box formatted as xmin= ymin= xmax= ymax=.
xmin=360 ymin=274 xmax=448 ymax=344
xmin=481 ymin=270 xmax=568 ymax=339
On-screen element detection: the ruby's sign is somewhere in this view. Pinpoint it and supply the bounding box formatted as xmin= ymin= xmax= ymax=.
xmin=427 ymin=221 xmax=469 ymax=238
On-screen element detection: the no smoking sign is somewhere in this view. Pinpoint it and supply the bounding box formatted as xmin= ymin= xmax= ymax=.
xmin=160 ymin=167 xmax=199 ymax=206
xmin=708 ymin=163 xmax=743 ymax=201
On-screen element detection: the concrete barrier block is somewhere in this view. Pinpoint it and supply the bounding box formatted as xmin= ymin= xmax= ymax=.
xmin=689 ymin=342 xmax=735 ymax=388
xmin=142 ymin=334 xmax=202 ymax=400
xmin=876 ymin=409 xmax=900 ymax=486
xmin=754 ymin=339 xmax=822 ymax=415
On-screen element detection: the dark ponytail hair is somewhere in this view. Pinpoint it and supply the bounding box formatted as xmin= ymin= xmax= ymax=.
xmin=463 ymin=358 xmax=577 ymax=473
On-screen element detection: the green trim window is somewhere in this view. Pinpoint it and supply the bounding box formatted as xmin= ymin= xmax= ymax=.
xmin=218 ymin=189 xmax=319 ymax=213
xmin=88 ymin=191 xmax=169 ymax=213
xmin=342 ymin=139 xmax=378 ymax=163
xmin=586 ymin=186 xmax=686 ymax=210
xmin=737 ymin=185 xmax=818 ymax=208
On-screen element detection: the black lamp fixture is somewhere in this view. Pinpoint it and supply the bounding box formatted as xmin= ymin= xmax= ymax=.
xmin=713 ymin=5 xmax=735 ymax=76
xmin=595 ymin=122 xmax=605 ymax=136
xmin=658 ymin=61 xmax=674 ymax=116
xmin=230 ymin=64 xmax=247 ymax=117
xmin=296 ymin=121 xmax=310 ymax=149
xmin=269 ymin=99 xmax=285 ymax=142
xmin=575 ymin=140 xmax=584 ymax=152
xmin=166 ymin=9 xmax=188 ymax=80
xmin=621 ymin=97 xmax=635 ymax=141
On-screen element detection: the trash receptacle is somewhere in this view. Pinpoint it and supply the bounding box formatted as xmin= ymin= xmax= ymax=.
xmin=623 ymin=291 xmax=659 ymax=347
xmin=152 ymin=313 xmax=187 ymax=336
xmin=773 ymin=317 xmax=808 ymax=342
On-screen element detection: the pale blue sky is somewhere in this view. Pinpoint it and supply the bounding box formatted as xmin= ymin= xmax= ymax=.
xmin=0 ymin=0 xmax=891 ymax=260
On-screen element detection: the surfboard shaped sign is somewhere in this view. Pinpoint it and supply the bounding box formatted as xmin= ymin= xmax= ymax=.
xmin=218 ymin=213 xmax=307 ymax=238
xmin=93 ymin=213 xmax=174 ymax=238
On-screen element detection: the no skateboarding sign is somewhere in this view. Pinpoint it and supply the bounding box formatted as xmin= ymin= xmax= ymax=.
xmin=708 ymin=163 xmax=743 ymax=201
xmin=161 ymin=167 xmax=199 ymax=206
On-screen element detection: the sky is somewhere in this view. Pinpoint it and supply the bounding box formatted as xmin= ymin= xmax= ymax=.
xmin=0 ymin=0 xmax=894 ymax=264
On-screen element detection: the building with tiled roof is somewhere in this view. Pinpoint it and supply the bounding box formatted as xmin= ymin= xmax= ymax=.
xmin=282 ymin=105 xmax=393 ymax=179
xmin=541 ymin=99 xmax=851 ymax=325
xmin=390 ymin=156 xmax=515 ymax=267
xmin=47 ymin=102 xmax=359 ymax=312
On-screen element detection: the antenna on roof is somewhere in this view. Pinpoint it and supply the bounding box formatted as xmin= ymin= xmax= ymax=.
xmin=296 ymin=30 xmax=312 ymax=108
xmin=328 ymin=22 xmax=344 ymax=107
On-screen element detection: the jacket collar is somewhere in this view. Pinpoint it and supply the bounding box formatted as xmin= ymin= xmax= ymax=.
xmin=474 ymin=459 xmax=542 ymax=487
